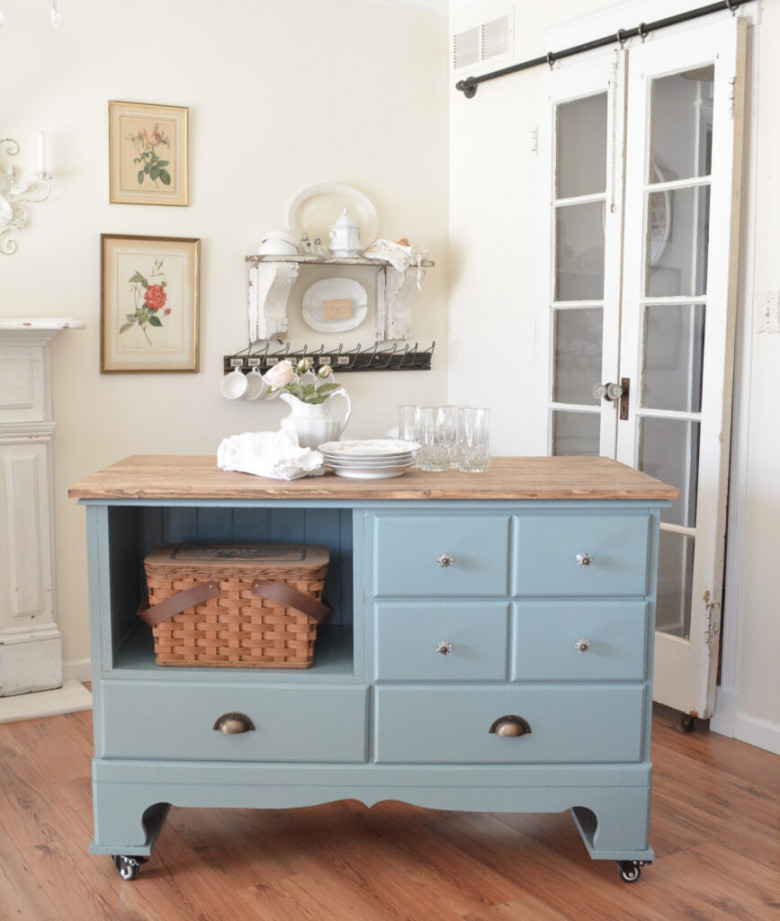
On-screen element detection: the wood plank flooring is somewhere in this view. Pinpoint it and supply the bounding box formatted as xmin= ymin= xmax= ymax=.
xmin=0 ymin=701 xmax=777 ymax=921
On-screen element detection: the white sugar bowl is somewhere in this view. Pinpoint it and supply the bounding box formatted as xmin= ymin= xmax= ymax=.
xmin=258 ymin=230 xmax=299 ymax=256
xmin=328 ymin=209 xmax=361 ymax=257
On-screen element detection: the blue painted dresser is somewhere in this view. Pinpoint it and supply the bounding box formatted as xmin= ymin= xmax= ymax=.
xmin=70 ymin=455 xmax=677 ymax=882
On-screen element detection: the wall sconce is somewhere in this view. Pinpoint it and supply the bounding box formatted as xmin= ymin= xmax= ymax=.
xmin=0 ymin=1 xmax=60 ymax=28
xmin=0 ymin=135 xmax=52 ymax=255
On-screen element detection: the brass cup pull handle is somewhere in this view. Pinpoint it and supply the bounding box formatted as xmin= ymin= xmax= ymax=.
xmin=437 ymin=552 xmax=455 ymax=568
xmin=213 ymin=712 xmax=255 ymax=734
xmin=489 ymin=715 xmax=532 ymax=737
xmin=436 ymin=640 xmax=453 ymax=655
xmin=576 ymin=552 xmax=593 ymax=567
xmin=575 ymin=637 xmax=592 ymax=653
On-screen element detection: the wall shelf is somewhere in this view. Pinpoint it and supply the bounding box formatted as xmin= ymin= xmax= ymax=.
xmin=245 ymin=254 xmax=434 ymax=267
xmin=245 ymin=253 xmax=434 ymax=342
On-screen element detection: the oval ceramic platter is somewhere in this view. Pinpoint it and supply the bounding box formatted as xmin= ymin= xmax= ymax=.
xmin=288 ymin=183 xmax=379 ymax=252
xmin=302 ymin=278 xmax=368 ymax=333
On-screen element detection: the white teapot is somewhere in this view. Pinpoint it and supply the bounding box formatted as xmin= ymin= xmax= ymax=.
xmin=328 ymin=209 xmax=361 ymax=257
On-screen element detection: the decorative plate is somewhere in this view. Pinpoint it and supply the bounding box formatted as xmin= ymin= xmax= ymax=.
xmin=288 ymin=183 xmax=379 ymax=252
xmin=319 ymin=439 xmax=419 ymax=457
xmin=301 ymin=278 xmax=368 ymax=333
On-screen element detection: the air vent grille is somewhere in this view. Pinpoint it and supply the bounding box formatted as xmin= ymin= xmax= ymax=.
xmin=453 ymin=26 xmax=480 ymax=71
xmin=452 ymin=11 xmax=512 ymax=73
xmin=482 ymin=16 xmax=509 ymax=60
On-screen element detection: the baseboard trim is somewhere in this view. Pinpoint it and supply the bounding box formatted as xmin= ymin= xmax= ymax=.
xmin=63 ymin=657 xmax=91 ymax=683
xmin=711 ymin=688 xmax=780 ymax=754
xmin=731 ymin=713 xmax=780 ymax=756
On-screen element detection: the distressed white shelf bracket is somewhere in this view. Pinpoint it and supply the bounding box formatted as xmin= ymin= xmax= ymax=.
xmin=245 ymin=254 xmax=433 ymax=344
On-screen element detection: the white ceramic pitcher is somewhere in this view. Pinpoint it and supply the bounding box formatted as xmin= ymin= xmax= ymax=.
xmin=278 ymin=388 xmax=353 ymax=449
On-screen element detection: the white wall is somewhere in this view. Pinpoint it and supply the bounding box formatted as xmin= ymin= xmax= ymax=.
xmin=449 ymin=0 xmax=780 ymax=752
xmin=2 ymin=0 xmax=449 ymax=676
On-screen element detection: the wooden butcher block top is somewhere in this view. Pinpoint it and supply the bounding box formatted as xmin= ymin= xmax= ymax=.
xmin=69 ymin=455 xmax=679 ymax=502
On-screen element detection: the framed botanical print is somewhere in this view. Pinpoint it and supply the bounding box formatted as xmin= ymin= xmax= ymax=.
xmin=108 ymin=101 xmax=188 ymax=206
xmin=101 ymin=234 xmax=200 ymax=372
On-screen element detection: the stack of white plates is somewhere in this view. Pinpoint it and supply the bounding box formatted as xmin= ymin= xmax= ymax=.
xmin=318 ymin=439 xmax=419 ymax=479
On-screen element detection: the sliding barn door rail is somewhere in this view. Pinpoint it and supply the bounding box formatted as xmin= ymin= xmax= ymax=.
xmin=455 ymin=0 xmax=754 ymax=98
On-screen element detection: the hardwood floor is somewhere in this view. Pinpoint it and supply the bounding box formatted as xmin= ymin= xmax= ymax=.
xmin=0 ymin=702 xmax=777 ymax=921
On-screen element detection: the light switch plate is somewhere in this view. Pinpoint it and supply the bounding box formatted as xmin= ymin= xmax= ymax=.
xmin=756 ymin=290 xmax=780 ymax=334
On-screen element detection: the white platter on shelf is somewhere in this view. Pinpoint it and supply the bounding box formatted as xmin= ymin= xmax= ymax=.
xmin=302 ymin=278 xmax=368 ymax=333
xmin=288 ymin=183 xmax=379 ymax=252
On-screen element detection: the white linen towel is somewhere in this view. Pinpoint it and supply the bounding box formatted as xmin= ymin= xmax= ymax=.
xmin=217 ymin=430 xmax=325 ymax=480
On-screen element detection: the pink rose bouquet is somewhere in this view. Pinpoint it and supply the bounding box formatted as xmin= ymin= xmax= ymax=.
xmin=262 ymin=358 xmax=339 ymax=404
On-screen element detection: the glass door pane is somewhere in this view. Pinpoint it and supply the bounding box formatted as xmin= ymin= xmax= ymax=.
xmin=552 ymin=411 xmax=600 ymax=456
xmin=556 ymin=93 xmax=608 ymax=197
xmin=553 ymin=308 xmax=603 ymax=405
xmin=555 ymin=202 xmax=605 ymax=300
xmin=643 ymin=303 xmax=705 ymax=412
xmin=656 ymin=530 xmax=696 ymax=638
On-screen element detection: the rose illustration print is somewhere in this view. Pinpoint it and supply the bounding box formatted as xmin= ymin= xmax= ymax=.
xmin=126 ymin=124 xmax=172 ymax=188
xmin=120 ymin=259 xmax=171 ymax=344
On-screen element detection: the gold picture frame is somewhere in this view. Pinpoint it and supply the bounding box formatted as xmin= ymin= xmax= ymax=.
xmin=108 ymin=101 xmax=188 ymax=206
xmin=101 ymin=234 xmax=200 ymax=373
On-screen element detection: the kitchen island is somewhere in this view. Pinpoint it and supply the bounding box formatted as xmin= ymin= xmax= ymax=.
xmin=70 ymin=455 xmax=677 ymax=882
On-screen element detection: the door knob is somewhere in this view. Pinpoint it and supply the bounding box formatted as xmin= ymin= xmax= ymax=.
xmin=213 ymin=712 xmax=255 ymax=734
xmin=592 ymin=381 xmax=624 ymax=402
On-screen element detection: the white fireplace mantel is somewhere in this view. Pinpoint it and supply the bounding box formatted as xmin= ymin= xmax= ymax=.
xmin=0 ymin=317 xmax=86 ymax=331
xmin=0 ymin=317 xmax=92 ymax=722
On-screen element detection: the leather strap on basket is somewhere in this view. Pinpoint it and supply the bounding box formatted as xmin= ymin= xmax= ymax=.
xmin=251 ymin=579 xmax=333 ymax=626
xmin=138 ymin=581 xmax=220 ymax=627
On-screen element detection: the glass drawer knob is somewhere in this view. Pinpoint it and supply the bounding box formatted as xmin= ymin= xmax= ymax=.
xmin=437 ymin=552 xmax=454 ymax=568
xmin=575 ymin=637 xmax=592 ymax=653
xmin=576 ymin=552 xmax=593 ymax=567
xmin=436 ymin=640 xmax=453 ymax=655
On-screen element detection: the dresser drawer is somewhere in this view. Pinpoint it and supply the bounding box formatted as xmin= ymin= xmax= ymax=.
xmin=374 ymin=685 xmax=646 ymax=764
xmin=375 ymin=602 xmax=509 ymax=681
xmin=373 ymin=514 xmax=510 ymax=597
xmin=512 ymin=601 xmax=649 ymax=681
xmin=101 ymin=681 xmax=368 ymax=763
xmin=512 ymin=513 xmax=650 ymax=596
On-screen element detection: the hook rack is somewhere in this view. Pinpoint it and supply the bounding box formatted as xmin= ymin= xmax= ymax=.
xmin=223 ymin=341 xmax=435 ymax=375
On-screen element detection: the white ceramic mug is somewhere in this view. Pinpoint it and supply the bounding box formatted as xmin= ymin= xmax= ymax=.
xmin=244 ymin=367 xmax=268 ymax=400
xmin=220 ymin=367 xmax=248 ymax=400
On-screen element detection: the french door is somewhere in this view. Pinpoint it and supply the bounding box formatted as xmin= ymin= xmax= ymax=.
xmin=535 ymin=16 xmax=746 ymax=718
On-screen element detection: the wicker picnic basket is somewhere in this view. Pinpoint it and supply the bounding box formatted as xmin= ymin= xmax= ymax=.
xmin=139 ymin=544 xmax=332 ymax=668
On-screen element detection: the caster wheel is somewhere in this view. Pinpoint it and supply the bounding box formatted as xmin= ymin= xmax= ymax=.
xmin=113 ymin=855 xmax=146 ymax=881
xmin=617 ymin=860 xmax=643 ymax=883
xmin=681 ymin=714 xmax=697 ymax=733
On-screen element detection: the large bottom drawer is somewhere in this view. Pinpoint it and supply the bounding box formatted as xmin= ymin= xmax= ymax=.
xmin=101 ymin=680 xmax=368 ymax=763
xmin=374 ymin=685 xmax=647 ymax=764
